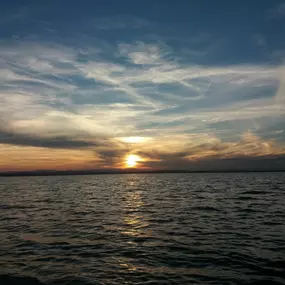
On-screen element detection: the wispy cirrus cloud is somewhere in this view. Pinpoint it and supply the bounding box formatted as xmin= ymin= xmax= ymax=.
xmin=0 ymin=32 xmax=284 ymax=170
xmin=268 ymin=2 xmax=285 ymax=18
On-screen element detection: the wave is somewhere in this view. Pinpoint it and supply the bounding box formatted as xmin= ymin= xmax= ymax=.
xmin=1 ymin=274 xmax=284 ymax=285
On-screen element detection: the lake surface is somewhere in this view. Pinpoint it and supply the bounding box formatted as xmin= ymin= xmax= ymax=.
xmin=0 ymin=173 xmax=285 ymax=285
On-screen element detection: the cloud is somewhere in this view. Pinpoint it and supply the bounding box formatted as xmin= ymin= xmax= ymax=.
xmin=275 ymin=66 xmax=285 ymax=104
xmin=136 ymin=131 xmax=285 ymax=170
xmin=0 ymin=38 xmax=284 ymax=171
xmin=144 ymin=154 xmax=285 ymax=171
xmin=94 ymin=148 xmax=130 ymax=168
xmin=0 ymin=126 xmax=98 ymax=149
xmin=269 ymin=3 xmax=285 ymax=18
xmin=185 ymin=130 xmax=284 ymax=160
xmin=118 ymin=42 xmax=164 ymax=65
xmin=82 ymin=61 xmax=160 ymax=107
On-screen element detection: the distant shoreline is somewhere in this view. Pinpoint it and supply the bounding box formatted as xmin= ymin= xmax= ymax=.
xmin=1 ymin=169 xmax=284 ymax=177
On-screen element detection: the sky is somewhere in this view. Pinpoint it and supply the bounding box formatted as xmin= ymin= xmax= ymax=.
xmin=1 ymin=0 xmax=285 ymax=172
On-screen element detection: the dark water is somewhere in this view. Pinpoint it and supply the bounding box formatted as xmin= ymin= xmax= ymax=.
xmin=1 ymin=173 xmax=285 ymax=285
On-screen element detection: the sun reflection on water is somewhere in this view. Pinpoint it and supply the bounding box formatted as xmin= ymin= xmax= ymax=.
xmin=120 ymin=189 xmax=150 ymax=237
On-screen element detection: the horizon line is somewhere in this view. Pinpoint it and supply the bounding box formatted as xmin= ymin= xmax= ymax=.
xmin=1 ymin=168 xmax=285 ymax=177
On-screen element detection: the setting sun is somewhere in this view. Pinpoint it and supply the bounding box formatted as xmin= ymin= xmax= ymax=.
xmin=125 ymin=154 xmax=141 ymax=168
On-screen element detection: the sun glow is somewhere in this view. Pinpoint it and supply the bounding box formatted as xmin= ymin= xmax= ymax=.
xmin=120 ymin=137 xmax=149 ymax=144
xmin=125 ymin=154 xmax=141 ymax=168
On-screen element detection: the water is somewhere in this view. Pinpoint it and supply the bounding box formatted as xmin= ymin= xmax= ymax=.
xmin=0 ymin=173 xmax=285 ymax=285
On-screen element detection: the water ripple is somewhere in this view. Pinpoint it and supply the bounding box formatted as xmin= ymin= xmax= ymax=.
xmin=0 ymin=173 xmax=285 ymax=284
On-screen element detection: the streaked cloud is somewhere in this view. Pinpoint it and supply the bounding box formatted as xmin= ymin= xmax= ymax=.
xmin=0 ymin=128 xmax=97 ymax=149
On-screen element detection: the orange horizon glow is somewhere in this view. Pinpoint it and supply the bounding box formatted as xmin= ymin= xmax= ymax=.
xmin=1 ymin=128 xmax=285 ymax=172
